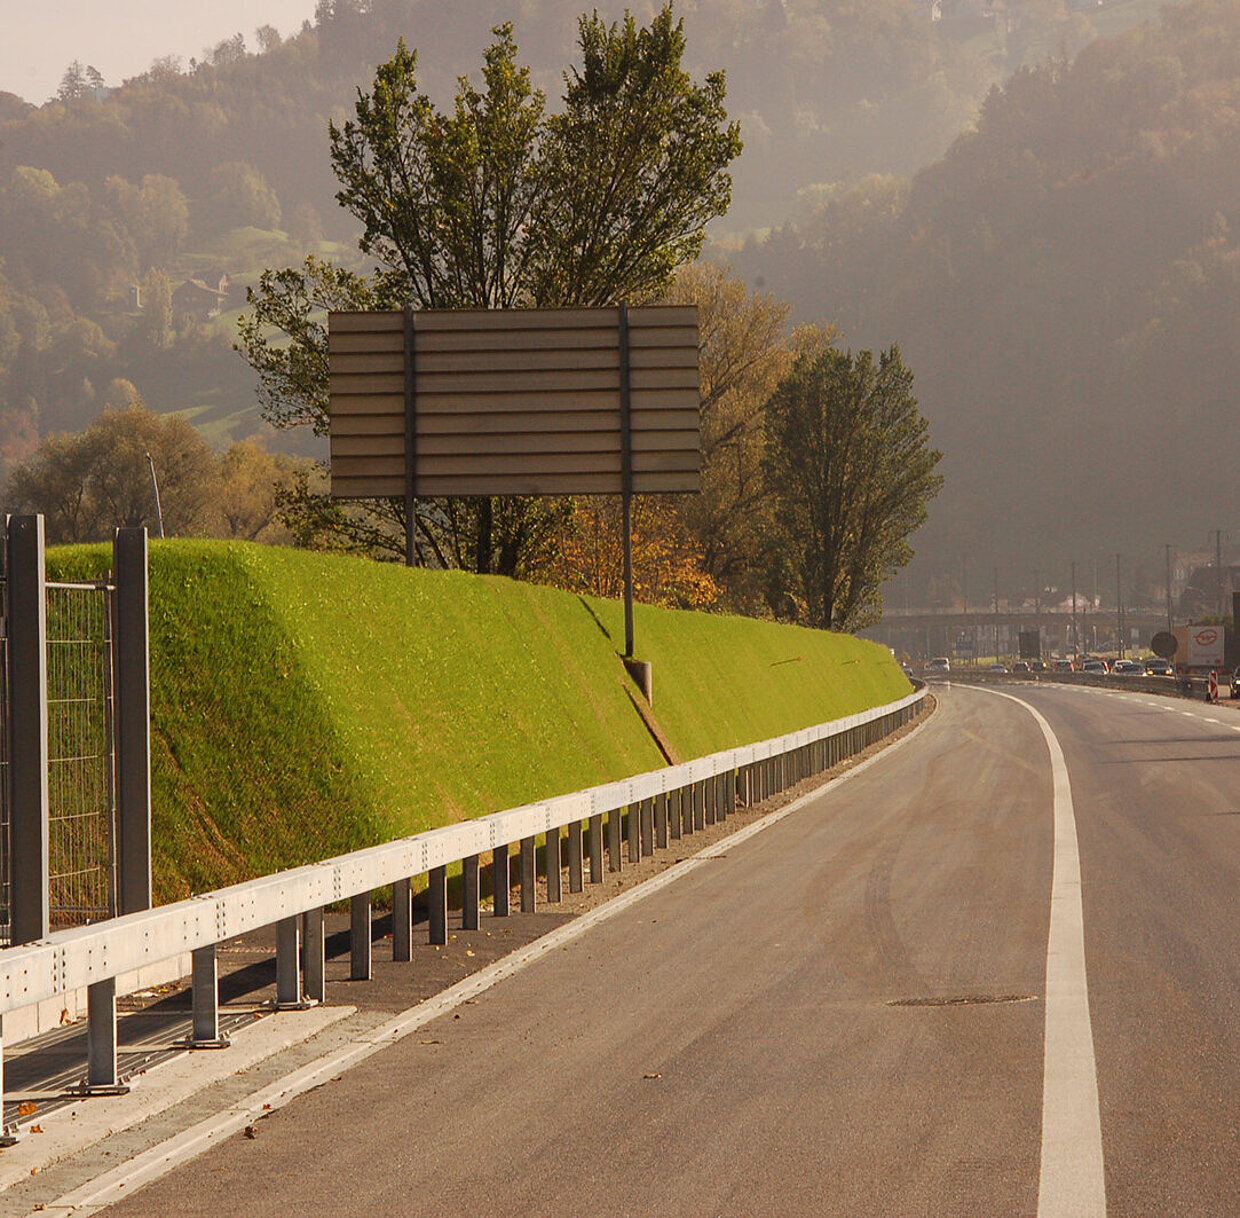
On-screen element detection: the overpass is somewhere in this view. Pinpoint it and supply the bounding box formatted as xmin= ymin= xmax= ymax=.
xmin=864 ymin=606 xmax=1174 ymax=659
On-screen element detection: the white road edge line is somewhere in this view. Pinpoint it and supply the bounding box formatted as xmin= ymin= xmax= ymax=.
xmin=977 ymin=686 xmax=1106 ymax=1218
xmin=32 ymin=707 xmax=933 ymax=1217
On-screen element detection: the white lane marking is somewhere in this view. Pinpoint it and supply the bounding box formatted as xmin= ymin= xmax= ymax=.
xmin=1205 ymin=718 xmax=1222 ymax=726
xmin=35 ymin=710 xmax=933 ymax=1216
xmin=975 ymin=687 xmax=1106 ymax=1218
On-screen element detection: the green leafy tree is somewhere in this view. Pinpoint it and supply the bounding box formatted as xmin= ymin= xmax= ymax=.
xmin=240 ymin=6 xmax=741 ymax=573
xmin=764 ymin=340 xmax=942 ymax=631
xmin=4 ymin=400 xmax=218 ymax=542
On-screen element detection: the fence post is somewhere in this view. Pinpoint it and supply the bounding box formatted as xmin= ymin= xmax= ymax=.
xmin=83 ymin=978 xmax=128 ymax=1094
xmin=589 ymin=814 xmax=604 ymax=881
xmin=8 ymin=515 xmax=49 ymax=945
xmin=567 ymin=822 xmax=584 ymax=893
xmin=493 ymin=846 xmax=510 ymax=916
xmin=519 ymin=838 xmax=536 ymax=912
xmin=113 ymin=527 xmax=151 ymax=915
xmin=188 ymin=944 xmax=228 ymax=1048
xmin=429 ymin=866 xmax=448 ymax=943
xmin=275 ymin=915 xmax=303 ymax=1008
xmin=0 ymin=1019 xmax=15 ymax=1146
xmin=351 ymin=892 xmax=372 ymax=980
xmin=393 ymin=876 xmax=414 ymax=960
xmin=462 ymin=854 xmax=480 ymax=929
xmin=303 ymin=907 xmax=326 ymax=1003
xmin=546 ymin=831 xmax=562 ymax=903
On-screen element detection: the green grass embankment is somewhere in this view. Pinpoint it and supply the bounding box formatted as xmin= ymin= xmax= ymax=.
xmin=48 ymin=541 xmax=910 ymax=901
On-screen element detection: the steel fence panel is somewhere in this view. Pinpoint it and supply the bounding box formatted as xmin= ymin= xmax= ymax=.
xmin=45 ymin=582 xmax=115 ymax=927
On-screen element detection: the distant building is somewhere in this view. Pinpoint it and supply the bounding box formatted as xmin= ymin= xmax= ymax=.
xmin=172 ymin=271 xmax=232 ymax=323
xmin=1179 ymin=564 xmax=1240 ymax=617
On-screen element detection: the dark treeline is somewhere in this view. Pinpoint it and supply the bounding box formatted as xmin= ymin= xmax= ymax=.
xmin=0 ymin=0 xmax=1160 ymax=581
xmin=738 ymin=0 xmax=1240 ymax=601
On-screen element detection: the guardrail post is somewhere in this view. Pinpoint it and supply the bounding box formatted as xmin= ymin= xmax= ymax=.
xmin=304 ymin=907 xmax=326 ymax=1003
xmin=393 ymin=877 xmax=414 ymax=960
xmin=83 ymin=978 xmax=127 ymax=1094
xmin=640 ymin=798 xmax=654 ymax=856
xmin=493 ymin=847 xmax=510 ymax=916
xmin=655 ymin=793 xmax=668 ymax=848
xmin=8 ymin=515 xmax=49 ymax=945
xmin=519 ymin=838 xmax=536 ymax=912
xmin=568 ymin=822 xmax=584 ymax=893
xmin=607 ymin=808 xmax=622 ymax=872
xmin=588 ymin=815 xmax=603 ymax=882
xmin=693 ymin=782 xmax=705 ymax=831
xmin=669 ymin=789 xmax=682 ymax=839
xmin=187 ymin=944 xmax=228 ymax=1048
xmin=546 ymin=831 xmax=562 ymax=903
xmin=627 ymin=803 xmax=640 ymax=863
xmin=429 ymin=866 xmax=448 ymax=943
xmin=462 ymin=854 xmax=480 ymax=929
xmin=276 ymin=915 xmax=303 ymax=1008
xmin=114 ymin=527 xmax=151 ymax=915
xmin=705 ymin=777 xmax=717 ymax=826
xmin=0 ymin=1019 xmax=15 ymax=1146
xmin=351 ymin=893 xmax=372 ymax=980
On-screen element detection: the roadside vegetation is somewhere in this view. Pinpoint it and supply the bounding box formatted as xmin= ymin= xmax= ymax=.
xmin=46 ymin=540 xmax=909 ymax=901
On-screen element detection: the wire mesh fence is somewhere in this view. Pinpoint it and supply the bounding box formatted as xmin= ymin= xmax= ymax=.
xmin=45 ymin=581 xmax=115 ymax=929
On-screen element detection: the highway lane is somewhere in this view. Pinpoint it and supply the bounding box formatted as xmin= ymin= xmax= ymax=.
xmin=1016 ymin=683 xmax=1240 ymax=1216
xmin=61 ymin=683 xmax=1240 ymax=1215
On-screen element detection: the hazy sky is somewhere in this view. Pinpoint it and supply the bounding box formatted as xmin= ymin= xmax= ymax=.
xmin=0 ymin=0 xmax=319 ymax=104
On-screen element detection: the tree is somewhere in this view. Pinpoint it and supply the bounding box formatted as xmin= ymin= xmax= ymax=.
xmin=56 ymin=61 xmax=89 ymax=103
xmin=240 ymin=7 xmax=741 ymax=574
xmin=763 ymin=341 xmax=942 ymax=631
xmin=666 ymin=262 xmax=795 ymax=613
xmin=541 ymin=495 xmax=720 ymax=609
xmin=4 ymin=401 xmax=218 ymax=542
xmin=200 ymin=161 xmax=282 ymax=234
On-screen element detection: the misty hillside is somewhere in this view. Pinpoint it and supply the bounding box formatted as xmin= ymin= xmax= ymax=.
xmin=738 ymin=0 xmax=1240 ymax=601
xmin=0 ymin=0 xmax=1157 ymax=485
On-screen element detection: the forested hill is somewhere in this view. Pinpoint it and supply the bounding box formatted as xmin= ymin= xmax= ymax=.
xmin=0 ymin=0 xmax=1158 ymax=483
xmin=739 ymin=0 xmax=1240 ymax=599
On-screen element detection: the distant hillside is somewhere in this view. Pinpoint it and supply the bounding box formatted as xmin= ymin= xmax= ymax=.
xmin=0 ymin=0 xmax=1159 ymax=476
xmin=47 ymin=540 xmax=910 ymax=900
xmin=738 ymin=0 xmax=1240 ymax=604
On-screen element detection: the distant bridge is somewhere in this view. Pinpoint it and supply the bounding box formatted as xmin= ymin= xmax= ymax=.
xmin=864 ymin=607 xmax=1173 ymax=658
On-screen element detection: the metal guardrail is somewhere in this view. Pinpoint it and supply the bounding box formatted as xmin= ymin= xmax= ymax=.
xmin=0 ymin=685 xmax=924 ymax=1130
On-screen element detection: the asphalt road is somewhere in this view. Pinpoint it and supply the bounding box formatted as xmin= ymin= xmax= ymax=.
xmin=28 ymin=683 xmax=1240 ymax=1216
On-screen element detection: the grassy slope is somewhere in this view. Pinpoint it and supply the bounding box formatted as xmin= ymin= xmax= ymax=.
xmin=48 ymin=541 xmax=910 ymax=900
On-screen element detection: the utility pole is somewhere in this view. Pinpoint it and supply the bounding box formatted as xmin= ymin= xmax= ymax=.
xmin=1071 ymin=561 xmax=1078 ymax=660
xmin=1214 ymin=528 xmax=1224 ymax=618
xmin=1165 ymin=543 xmax=1174 ymax=639
xmin=1115 ymin=552 xmax=1123 ymax=657
xmin=993 ymin=565 xmax=1000 ymax=661
xmin=145 ymin=452 xmax=165 ymax=540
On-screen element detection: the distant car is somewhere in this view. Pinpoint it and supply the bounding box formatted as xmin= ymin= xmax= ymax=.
xmin=1144 ymin=657 xmax=1173 ymax=677
xmin=1054 ymin=659 xmax=1075 ymax=672
xmin=901 ymin=664 xmax=915 ymax=679
xmin=1112 ymin=659 xmax=1144 ymax=675
xmin=1230 ymin=666 xmax=1240 ymax=699
xmin=1012 ymin=661 xmax=1031 ymax=673
xmin=1027 ymin=660 xmax=1049 ymax=673
xmin=987 ymin=662 xmax=1009 ymax=673
xmin=1081 ymin=659 xmax=1108 ymax=674
xmin=924 ymin=657 xmax=951 ymax=675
